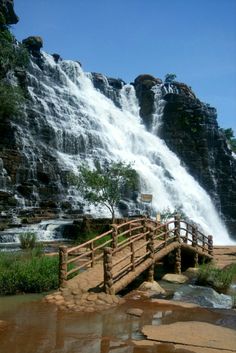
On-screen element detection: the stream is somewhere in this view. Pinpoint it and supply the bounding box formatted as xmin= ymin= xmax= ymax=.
xmin=0 ymin=291 xmax=236 ymax=353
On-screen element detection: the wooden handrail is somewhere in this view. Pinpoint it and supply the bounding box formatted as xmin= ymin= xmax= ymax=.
xmin=59 ymin=216 xmax=214 ymax=289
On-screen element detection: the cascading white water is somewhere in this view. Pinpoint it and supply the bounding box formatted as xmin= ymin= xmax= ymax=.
xmin=24 ymin=53 xmax=234 ymax=245
xmin=151 ymin=85 xmax=166 ymax=134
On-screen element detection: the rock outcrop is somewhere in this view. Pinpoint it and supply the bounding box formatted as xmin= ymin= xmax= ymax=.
xmin=159 ymin=87 xmax=236 ymax=235
xmin=22 ymin=36 xmax=43 ymax=58
xmin=133 ymin=74 xmax=162 ymax=129
xmin=0 ymin=0 xmax=19 ymax=25
xmin=133 ymin=77 xmax=236 ymax=236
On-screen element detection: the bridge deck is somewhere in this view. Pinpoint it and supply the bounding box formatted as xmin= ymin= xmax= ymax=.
xmin=65 ymin=234 xmax=212 ymax=294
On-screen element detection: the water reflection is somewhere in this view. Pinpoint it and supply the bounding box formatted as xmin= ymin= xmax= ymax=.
xmin=0 ymin=296 xmax=235 ymax=353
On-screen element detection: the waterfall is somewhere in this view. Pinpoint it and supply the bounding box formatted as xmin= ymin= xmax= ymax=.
xmin=151 ymin=85 xmax=166 ymax=134
xmin=9 ymin=52 xmax=234 ymax=245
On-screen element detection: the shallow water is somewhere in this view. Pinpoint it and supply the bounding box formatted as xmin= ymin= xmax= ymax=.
xmin=0 ymin=294 xmax=236 ymax=353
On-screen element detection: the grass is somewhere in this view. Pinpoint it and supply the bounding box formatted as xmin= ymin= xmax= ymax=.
xmin=0 ymin=250 xmax=59 ymax=295
xmin=196 ymin=262 xmax=236 ymax=293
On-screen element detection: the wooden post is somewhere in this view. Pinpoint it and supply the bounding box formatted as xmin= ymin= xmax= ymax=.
xmin=174 ymin=214 xmax=181 ymax=242
xmin=147 ymin=230 xmax=155 ymax=282
xmin=129 ymin=222 xmax=132 ymax=237
xmin=59 ymin=245 xmax=68 ymax=288
xmin=141 ymin=217 xmax=147 ymax=233
xmin=90 ymin=242 xmax=95 ymax=267
xmin=208 ymin=235 xmax=213 ymax=256
xmin=192 ymin=225 xmax=198 ymax=248
xmin=111 ymin=225 xmax=118 ymax=249
xmin=103 ymin=247 xmax=114 ymax=294
xmin=131 ymin=242 xmax=135 ymax=271
xmin=164 ymin=223 xmax=168 ymax=246
xmin=193 ymin=251 xmax=199 ymax=267
xmin=174 ymin=246 xmax=181 ymax=274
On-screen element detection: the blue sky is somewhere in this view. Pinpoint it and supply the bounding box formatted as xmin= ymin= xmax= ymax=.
xmin=13 ymin=0 xmax=236 ymax=134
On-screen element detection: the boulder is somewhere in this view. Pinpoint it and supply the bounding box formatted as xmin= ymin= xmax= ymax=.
xmin=162 ymin=273 xmax=188 ymax=284
xmin=183 ymin=267 xmax=199 ymax=279
xmin=22 ymin=36 xmax=43 ymax=57
xmin=134 ymin=74 xmax=162 ymax=85
xmin=52 ymin=53 xmax=62 ymax=63
xmin=0 ymin=0 xmax=19 ymax=25
xmin=126 ymin=308 xmax=143 ymax=317
xmin=138 ymin=281 xmax=166 ymax=294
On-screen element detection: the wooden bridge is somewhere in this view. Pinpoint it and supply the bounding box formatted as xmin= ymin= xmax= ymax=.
xmin=58 ymin=216 xmax=213 ymax=295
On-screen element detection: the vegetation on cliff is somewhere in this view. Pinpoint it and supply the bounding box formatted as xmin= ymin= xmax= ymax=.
xmin=0 ymin=22 xmax=29 ymax=119
xmin=221 ymin=128 xmax=236 ymax=153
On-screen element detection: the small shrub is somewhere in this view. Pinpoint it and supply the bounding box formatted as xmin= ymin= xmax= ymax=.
xmin=197 ymin=262 xmax=236 ymax=293
xmin=19 ymin=232 xmax=37 ymax=249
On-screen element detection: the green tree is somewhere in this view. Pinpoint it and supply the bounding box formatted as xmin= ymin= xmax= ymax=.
xmin=70 ymin=161 xmax=138 ymax=222
xmin=164 ymin=73 xmax=177 ymax=83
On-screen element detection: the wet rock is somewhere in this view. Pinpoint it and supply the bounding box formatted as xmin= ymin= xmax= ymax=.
xmin=126 ymin=308 xmax=143 ymax=317
xmin=142 ymin=322 xmax=236 ymax=351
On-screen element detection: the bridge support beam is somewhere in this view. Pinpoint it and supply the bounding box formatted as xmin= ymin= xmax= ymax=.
xmin=147 ymin=263 xmax=155 ymax=282
xmin=194 ymin=251 xmax=199 ymax=267
xmin=174 ymin=246 xmax=181 ymax=274
xmin=103 ymin=247 xmax=115 ymax=294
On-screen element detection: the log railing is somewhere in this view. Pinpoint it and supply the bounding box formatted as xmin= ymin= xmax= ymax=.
xmin=59 ymin=216 xmax=213 ymax=289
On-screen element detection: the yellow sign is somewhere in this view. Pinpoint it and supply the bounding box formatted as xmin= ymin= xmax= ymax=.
xmin=140 ymin=194 xmax=153 ymax=203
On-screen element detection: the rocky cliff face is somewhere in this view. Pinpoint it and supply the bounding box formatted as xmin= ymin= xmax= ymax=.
xmin=134 ymin=79 xmax=236 ymax=235
xmin=0 ymin=0 xmax=235 ymax=240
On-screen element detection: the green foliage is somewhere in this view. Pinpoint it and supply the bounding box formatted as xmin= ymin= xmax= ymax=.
xmin=0 ymin=27 xmax=29 ymax=77
xmin=164 ymin=73 xmax=177 ymax=83
xmin=197 ymin=262 xmax=236 ymax=293
xmin=0 ymin=251 xmax=59 ymax=295
xmin=19 ymin=232 xmax=37 ymax=249
xmin=0 ymin=81 xmax=25 ymax=119
xmin=69 ymin=161 xmax=139 ymax=221
xmin=220 ymin=128 xmax=236 ymax=153
xmin=0 ymin=27 xmax=29 ymax=120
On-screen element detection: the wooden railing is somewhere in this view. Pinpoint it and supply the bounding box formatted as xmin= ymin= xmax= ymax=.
xmin=59 ymin=216 xmax=214 ymax=289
